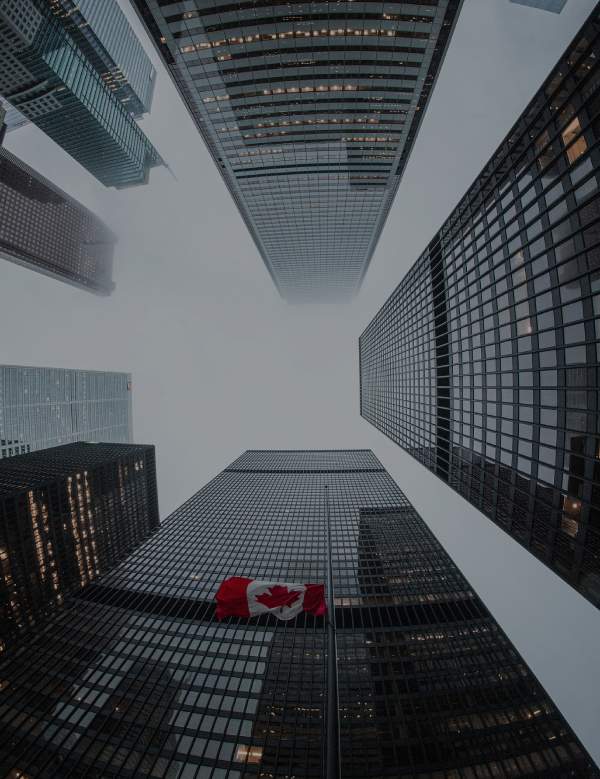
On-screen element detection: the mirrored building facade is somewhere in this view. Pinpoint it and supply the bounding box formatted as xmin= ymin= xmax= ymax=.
xmin=360 ymin=8 xmax=600 ymax=606
xmin=52 ymin=0 xmax=157 ymax=118
xmin=131 ymin=1 xmax=462 ymax=301
xmin=0 ymin=0 xmax=157 ymax=136
xmin=0 ymin=148 xmax=116 ymax=293
xmin=0 ymin=449 xmax=595 ymax=777
xmin=0 ymin=0 xmax=162 ymax=188
xmin=0 ymin=365 xmax=133 ymax=459
xmin=509 ymin=0 xmax=568 ymax=13
xmin=0 ymin=442 xmax=159 ymax=649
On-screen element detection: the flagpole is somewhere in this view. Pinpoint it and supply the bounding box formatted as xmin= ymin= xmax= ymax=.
xmin=324 ymin=485 xmax=341 ymax=779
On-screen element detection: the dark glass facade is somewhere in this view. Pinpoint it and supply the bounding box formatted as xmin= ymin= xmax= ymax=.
xmin=0 ymin=147 xmax=116 ymax=294
xmin=0 ymin=442 xmax=159 ymax=650
xmin=0 ymin=449 xmax=595 ymax=777
xmin=0 ymin=0 xmax=162 ymax=189
xmin=360 ymin=8 xmax=600 ymax=607
xmin=131 ymin=0 xmax=462 ymax=302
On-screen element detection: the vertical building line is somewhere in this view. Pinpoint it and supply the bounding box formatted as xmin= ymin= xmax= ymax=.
xmin=324 ymin=484 xmax=341 ymax=778
xmin=429 ymin=232 xmax=451 ymax=480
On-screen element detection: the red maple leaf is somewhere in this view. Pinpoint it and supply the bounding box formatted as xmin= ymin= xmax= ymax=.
xmin=255 ymin=585 xmax=301 ymax=609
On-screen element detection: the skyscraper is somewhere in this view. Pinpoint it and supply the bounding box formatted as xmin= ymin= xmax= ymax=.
xmin=360 ymin=7 xmax=600 ymax=607
xmin=0 ymin=442 xmax=159 ymax=648
xmin=131 ymin=1 xmax=463 ymax=301
xmin=0 ymin=450 xmax=595 ymax=776
xmin=0 ymin=0 xmax=156 ymax=133
xmin=0 ymin=148 xmax=116 ymax=293
xmin=0 ymin=0 xmax=162 ymax=188
xmin=509 ymin=0 xmax=568 ymax=13
xmin=0 ymin=365 xmax=133 ymax=459
xmin=52 ymin=0 xmax=157 ymax=117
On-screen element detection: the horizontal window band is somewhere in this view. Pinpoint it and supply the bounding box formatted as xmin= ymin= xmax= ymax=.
xmin=163 ymin=0 xmax=439 ymax=19
xmin=79 ymin=584 xmax=487 ymax=630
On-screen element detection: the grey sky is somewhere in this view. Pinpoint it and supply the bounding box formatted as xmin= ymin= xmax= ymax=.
xmin=1 ymin=0 xmax=599 ymax=761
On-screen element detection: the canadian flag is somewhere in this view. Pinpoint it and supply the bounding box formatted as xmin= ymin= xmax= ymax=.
xmin=215 ymin=576 xmax=327 ymax=621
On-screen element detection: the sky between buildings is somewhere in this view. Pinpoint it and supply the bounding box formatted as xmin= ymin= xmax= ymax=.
xmin=0 ymin=0 xmax=599 ymax=762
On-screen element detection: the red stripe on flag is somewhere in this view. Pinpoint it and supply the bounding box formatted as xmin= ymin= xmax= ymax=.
xmin=215 ymin=576 xmax=253 ymax=620
xmin=303 ymin=583 xmax=327 ymax=616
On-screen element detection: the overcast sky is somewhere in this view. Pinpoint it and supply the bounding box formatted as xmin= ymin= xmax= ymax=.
xmin=1 ymin=0 xmax=599 ymax=762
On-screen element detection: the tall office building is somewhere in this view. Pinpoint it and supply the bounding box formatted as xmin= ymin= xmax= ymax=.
xmin=509 ymin=0 xmax=568 ymax=13
xmin=0 ymin=442 xmax=159 ymax=648
xmin=0 ymin=0 xmax=162 ymax=188
xmin=131 ymin=1 xmax=463 ymax=301
xmin=1 ymin=0 xmax=156 ymax=131
xmin=360 ymin=7 xmax=600 ymax=607
xmin=52 ymin=0 xmax=156 ymax=117
xmin=0 ymin=147 xmax=116 ymax=293
xmin=0 ymin=365 xmax=133 ymax=459
xmin=0 ymin=450 xmax=595 ymax=776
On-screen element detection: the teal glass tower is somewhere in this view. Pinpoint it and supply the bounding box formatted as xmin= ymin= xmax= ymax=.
xmin=53 ymin=0 xmax=157 ymax=118
xmin=131 ymin=1 xmax=463 ymax=301
xmin=0 ymin=0 xmax=162 ymax=189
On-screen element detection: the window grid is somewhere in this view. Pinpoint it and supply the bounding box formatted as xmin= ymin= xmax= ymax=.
xmin=0 ymin=450 xmax=595 ymax=777
xmin=360 ymin=7 xmax=600 ymax=607
xmin=131 ymin=0 xmax=461 ymax=301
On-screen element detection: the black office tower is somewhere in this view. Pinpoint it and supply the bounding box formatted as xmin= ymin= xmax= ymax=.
xmin=0 ymin=442 xmax=159 ymax=648
xmin=0 ymin=450 xmax=595 ymax=777
xmin=360 ymin=7 xmax=600 ymax=607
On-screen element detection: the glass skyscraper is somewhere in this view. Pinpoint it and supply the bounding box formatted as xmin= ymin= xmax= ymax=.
xmin=0 ymin=147 xmax=116 ymax=293
xmin=52 ymin=0 xmax=157 ymax=117
xmin=0 ymin=0 xmax=157 ymax=134
xmin=0 ymin=365 xmax=133 ymax=459
xmin=0 ymin=442 xmax=159 ymax=649
xmin=0 ymin=0 xmax=162 ymax=188
xmin=509 ymin=0 xmax=568 ymax=13
xmin=0 ymin=449 xmax=595 ymax=776
xmin=131 ymin=1 xmax=462 ymax=301
xmin=360 ymin=8 xmax=600 ymax=607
